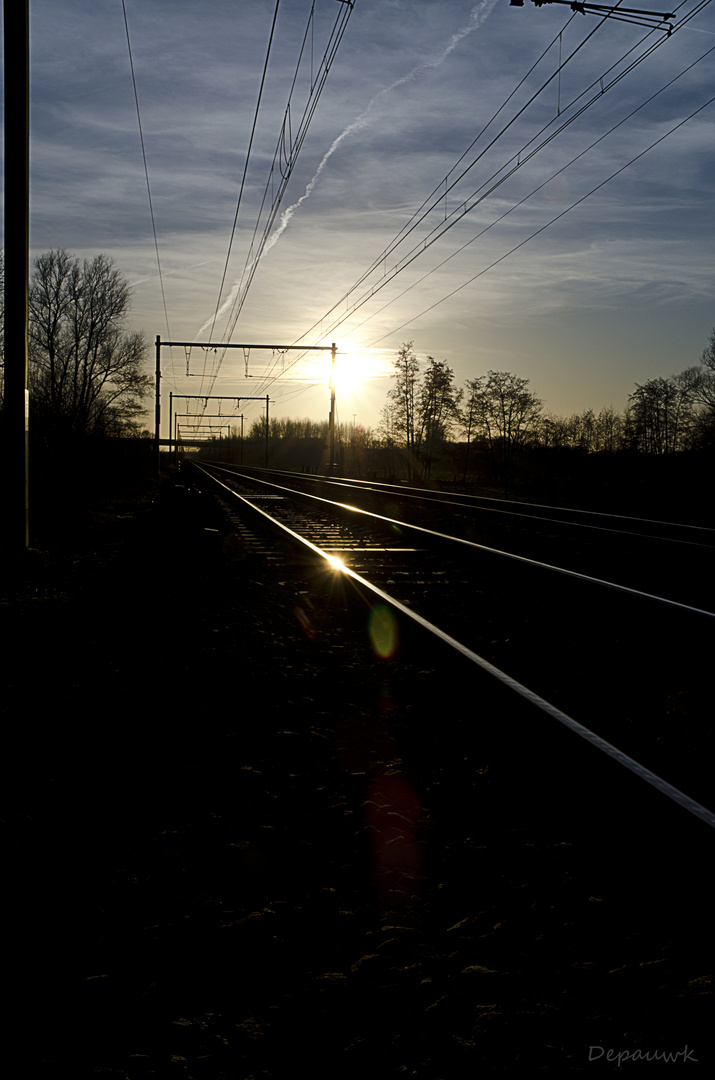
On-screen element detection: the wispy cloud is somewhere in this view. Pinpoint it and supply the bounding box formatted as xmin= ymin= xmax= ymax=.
xmin=26 ymin=0 xmax=715 ymax=426
xmin=264 ymin=0 xmax=500 ymax=253
xmin=201 ymin=1 xmax=500 ymax=335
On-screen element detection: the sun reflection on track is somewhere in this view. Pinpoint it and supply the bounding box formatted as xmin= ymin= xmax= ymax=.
xmin=324 ymin=553 xmax=347 ymax=572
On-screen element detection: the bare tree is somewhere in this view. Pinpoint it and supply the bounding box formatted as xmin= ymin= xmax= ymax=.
xmin=388 ymin=342 xmax=420 ymax=461
xmin=593 ymin=405 xmax=624 ymax=452
xmin=416 ymin=356 xmax=462 ymax=474
xmin=627 ymin=375 xmax=696 ymax=454
xmin=466 ymin=370 xmax=542 ymax=479
xmin=376 ymin=402 xmax=400 ymax=478
xmin=679 ymin=330 xmax=715 ymax=414
xmin=534 ymin=412 xmax=570 ymax=450
xmin=460 ymin=376 xmax=484 ymax=480
xmin=699 ymin=327 xmax=715 ymax=381
xmin=28 ymin=249 xmax=150 ymax=442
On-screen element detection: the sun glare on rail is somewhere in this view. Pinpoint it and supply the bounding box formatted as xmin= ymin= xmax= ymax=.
xmin=325 ymin=553 xmax=346 ymax=572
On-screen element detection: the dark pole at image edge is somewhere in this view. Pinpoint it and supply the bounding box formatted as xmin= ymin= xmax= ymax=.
xmin=3 ymin=0 xmax=31 ymax=551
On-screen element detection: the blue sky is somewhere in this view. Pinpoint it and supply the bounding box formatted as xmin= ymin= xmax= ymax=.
xmin=17 ymin=0 xmax=715 ymax=436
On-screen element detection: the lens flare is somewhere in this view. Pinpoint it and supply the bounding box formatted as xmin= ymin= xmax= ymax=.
xmin=368 ymin=604 xmax=399 ymax=659
xmin=294 ymin=605 xmax=316 ymax=640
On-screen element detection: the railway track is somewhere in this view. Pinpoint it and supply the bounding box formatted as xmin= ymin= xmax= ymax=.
xmin=233 ymin=463 xmax=715 ymax=543
xmin=11 ymin=464 xmax=710 ymax=1075
xmin=214 ymin=463 xmax=715 ymax=609
xmin=191 ymin=460 xmax=714 ymax=834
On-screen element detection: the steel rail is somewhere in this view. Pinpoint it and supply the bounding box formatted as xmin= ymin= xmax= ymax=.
xmin=195 ymin=462 xmax=715 ymax=832
xmin=304 ymin=478 xmax=714 ymax=549
xmin=202 ymin=463 xmax=715 ymax=621
xmin=236 ymin=465 xmax=715 ymax=547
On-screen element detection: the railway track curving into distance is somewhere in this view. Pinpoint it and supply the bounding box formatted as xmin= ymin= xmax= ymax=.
xmin=191 ymin=460 xmax=715 ymax=835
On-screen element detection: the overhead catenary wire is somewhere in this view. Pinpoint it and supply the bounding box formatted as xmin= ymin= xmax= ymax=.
xmin=121 ymin=0 xmax=174 ymax=373
xmin=293 ymin=12 xmax=588 ymax=334
xmin=195 ymin=0 xmax=709 ymax=427
xmin=203 ymin=0 xmax=283 ymax=377
xmin=203 ymin=0 xmax=355 ymax=394
xmin=234 ymin=23 xmax=595 ymax=399
xmin=367 ymin=91 xmax=715 ymax=346
xmin=115 ymin=0 xmax=711 ymax=438
xmin=319 ymin=26 xmax=715 ymax=345
xmin=241 ymin=10 xmax=661 ymax=394
xmin=212 ymin=1 xmax=578 ymax=404
xmin=334 ymin=33 xmax=715 ymax=345
xmin=196 ymin=0 xmax=354 ymax=395
xmin=248 ymin=8 xmax=639 ymax=393
xmin=292 ymin=1 xmax=705 ymax=356
xmin=270 ymin=0 xmax=711 ymax=372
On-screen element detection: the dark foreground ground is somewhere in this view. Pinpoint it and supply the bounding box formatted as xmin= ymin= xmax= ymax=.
xmin=2 ymin=469 xmax=713 ymax=1077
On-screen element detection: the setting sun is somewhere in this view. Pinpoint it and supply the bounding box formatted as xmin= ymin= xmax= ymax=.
xmin=328 ymin=347 xmax=392 ymax=397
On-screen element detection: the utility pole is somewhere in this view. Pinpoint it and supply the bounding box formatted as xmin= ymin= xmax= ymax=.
xmin=4 ymin=0 xmax=30 ymax=553
xmin=328 ymin=342 xmax=337 ymax=470
xmin=265 ymin=394 xmax=270 ymax=467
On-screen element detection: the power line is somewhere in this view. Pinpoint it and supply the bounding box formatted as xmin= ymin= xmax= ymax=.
xmin=512 ymin=0 xmax=676 ymax=33
xmin=248 ymin=7 xmax=654 ymax=390
xmin=298 ymin=13 xmax=586 ymax=332
xmin=204 ymin=0 xmax=355 ymax=393
xmin=287 ymin=10 xmax=622 ymax=355
xmin=204 ymin=0 xmax=282 ymax=357
xmin=121 ymin=0 xmax=173 ymax=362
xmin=351 ymin=37 xmax=715 ymax=343
xmin=315 ymin=17 xmax=708 ymax=344
xmin=174 ymin=0 xmax=709 ymax=425
xmin=281 ymin=0 xmax=709 ymax=358
xmin=220 ymin=3 xmax=354 ymax=341
xmin=367 ymin=91 xmax=715 ymax=346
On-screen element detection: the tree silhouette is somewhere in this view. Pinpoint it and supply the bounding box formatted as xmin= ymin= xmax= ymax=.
xmin=28 ymin=249 xmax=150 ymax=443
xmin=388 ymin=342 xmax=420 ymax=465
xmin=627 ymin=375 xmax=696 ymax=454
xmin=416 ymin=357 xmax=462 ymax=475
xmin=464 ymin=370 xmax=542 ymax=480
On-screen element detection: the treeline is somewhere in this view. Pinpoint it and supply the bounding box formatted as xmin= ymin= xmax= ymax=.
xmin=210 ymin=415 xmax=374 ymax=474
xmin=247 ymin=416 xmax=332 ymax=440
xmin=377 ymin=338 xmax=715 ymax=479
xmin=201 ymin=333 xmax=715 ymax=516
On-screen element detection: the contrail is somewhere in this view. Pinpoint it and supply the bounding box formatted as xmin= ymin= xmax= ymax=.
xmin=265 ymin=0 xmax=499 ymax=253
xmin=200 ymin=0 xmax=498 ymax=336
xmin=131 ymin=258 xmax=213 ymax=288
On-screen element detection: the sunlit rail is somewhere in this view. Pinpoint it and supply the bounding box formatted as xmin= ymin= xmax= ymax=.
xmin=192 ymin=460 xmax=715 ymax=833
xmin=199 ymin=462 xmax=715 ymax=620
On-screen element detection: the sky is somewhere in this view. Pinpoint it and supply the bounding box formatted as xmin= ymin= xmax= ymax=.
xmin=11 ymin=0 xmax=715 ymax=438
